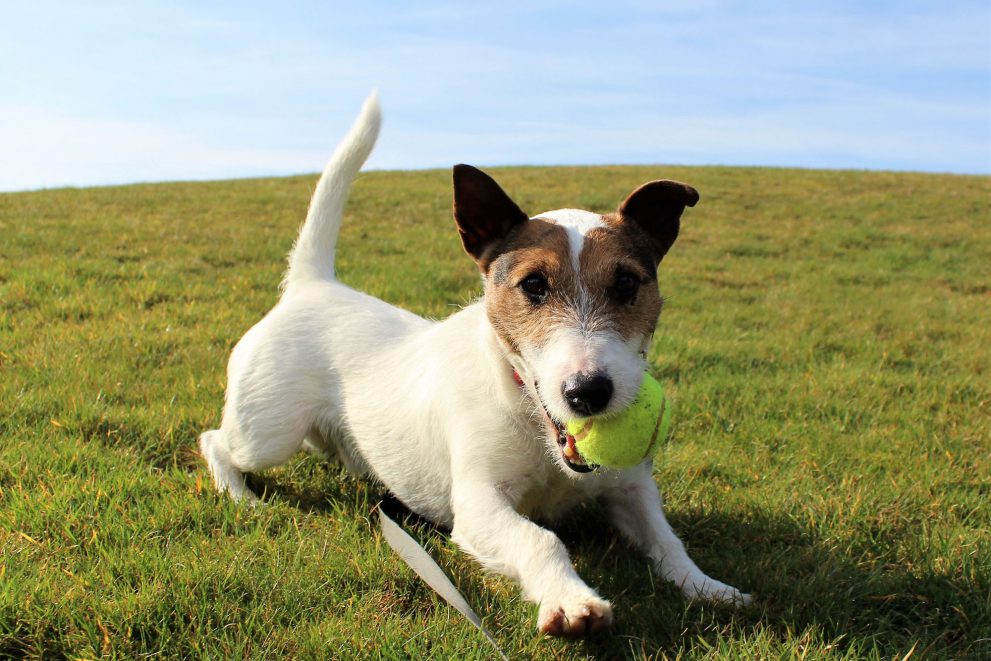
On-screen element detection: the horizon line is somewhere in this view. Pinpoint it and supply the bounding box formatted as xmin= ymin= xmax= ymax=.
xmin=3 ymin=160 xmax=988 ymax=195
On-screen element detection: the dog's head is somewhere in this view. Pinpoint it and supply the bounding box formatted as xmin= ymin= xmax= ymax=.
xmin=453 ymin=165 xmax=697 ymax=475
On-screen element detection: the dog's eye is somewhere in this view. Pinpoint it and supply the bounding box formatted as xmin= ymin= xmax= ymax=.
xmin=520 ymin=274 xmax=549 ymax=302
xmin=610 ymin=271 xmax=640 ymax=304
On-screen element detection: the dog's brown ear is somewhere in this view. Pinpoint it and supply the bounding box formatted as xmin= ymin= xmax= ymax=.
xmin=617 ymin=180 xmax=699 ymax=263
xmin=453 ymin=164 xmax=529 ymax=272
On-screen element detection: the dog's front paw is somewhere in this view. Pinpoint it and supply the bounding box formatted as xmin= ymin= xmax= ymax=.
xmin=537 ymin=593 xmax=613 ymax=637
xmin=681 ymin=575 xmax=752 ymax=607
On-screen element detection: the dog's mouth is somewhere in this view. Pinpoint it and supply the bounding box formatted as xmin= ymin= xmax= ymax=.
xmin=514 ymin=369 xmax=595 ymax=473
xmin=538 ymin=402 xmax=595 ymax=474
xmin=553 ymin=418 xmax=594 ymax=473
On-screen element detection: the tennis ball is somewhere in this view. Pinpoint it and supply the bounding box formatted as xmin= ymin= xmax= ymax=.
xmin=565 ymin=372 xmax=670 ymax=469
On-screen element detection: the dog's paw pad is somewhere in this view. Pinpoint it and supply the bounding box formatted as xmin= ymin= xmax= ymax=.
xmin=538 ymin=595 xmax=613 ymax=637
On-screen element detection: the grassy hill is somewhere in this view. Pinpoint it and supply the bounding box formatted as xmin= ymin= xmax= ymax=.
xmin=1 ymin=165 xmax=989 ymax=659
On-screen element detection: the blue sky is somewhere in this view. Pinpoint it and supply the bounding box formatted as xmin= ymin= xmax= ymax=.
xmin=2 ymin=1 xmax=989 ymax=191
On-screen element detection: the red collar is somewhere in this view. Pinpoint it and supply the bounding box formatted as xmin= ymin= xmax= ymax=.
xmin=511 ymin=369 xmax=525 ymax=388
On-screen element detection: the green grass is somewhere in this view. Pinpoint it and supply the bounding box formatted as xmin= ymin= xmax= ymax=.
xmin=1 ymin=165 xmax=989 ymax=659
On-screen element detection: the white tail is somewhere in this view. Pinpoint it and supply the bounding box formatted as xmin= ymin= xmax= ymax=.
xmin=283 ymin=92 xmax=382 ymax=290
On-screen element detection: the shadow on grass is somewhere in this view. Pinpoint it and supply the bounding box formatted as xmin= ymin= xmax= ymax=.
xmin=246 ymin=462 xmax=987 ymax=659
xmin=559 ymin=507 xmax=987 ymax=659
xmin=243 ymin=459 xmax=380 ymax=515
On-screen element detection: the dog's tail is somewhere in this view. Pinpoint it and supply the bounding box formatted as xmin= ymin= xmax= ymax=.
xmin=283 ymin=91 xmax=381 ymax=290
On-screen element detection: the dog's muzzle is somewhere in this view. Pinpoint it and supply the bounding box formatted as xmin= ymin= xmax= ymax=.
xmin=513 ymin=369 xmax=595 ymax=473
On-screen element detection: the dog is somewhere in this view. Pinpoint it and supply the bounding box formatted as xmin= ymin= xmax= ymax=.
xmin=199 ymin=93 xmax=750 ymax=636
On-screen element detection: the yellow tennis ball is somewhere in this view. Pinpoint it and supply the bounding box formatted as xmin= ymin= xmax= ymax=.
xmin=565 ymin=372 xmax=670 ymax=469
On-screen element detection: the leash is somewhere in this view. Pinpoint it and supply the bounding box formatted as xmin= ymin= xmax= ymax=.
xmin=374 ymin=367 xmax=523 ymax=658
xmin=379 ymin=507 xmax=509 ymax=660
xmin=374 ymin=365 xmax=564 ymax=656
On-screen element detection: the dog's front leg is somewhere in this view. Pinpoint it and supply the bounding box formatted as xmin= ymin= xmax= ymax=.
xmin=607 ymin=463 xmax=752 ymax=606
xmin=450 ymin=480 xmax=613 ymax=636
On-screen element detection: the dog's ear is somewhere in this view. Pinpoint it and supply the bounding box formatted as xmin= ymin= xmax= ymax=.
xmin=617 ymin=180 xmax=699 ymax=263
xmin=453 ymin=164 xmax=529 ymax=272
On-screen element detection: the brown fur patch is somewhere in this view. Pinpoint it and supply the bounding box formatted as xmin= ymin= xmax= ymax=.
xmin=485 ymin=220 xmax=577 ymax=354
xmin=484 ymin=216 xmax=663 ymax=355
xmin=579 ymin=221 xmax=663 ymax=342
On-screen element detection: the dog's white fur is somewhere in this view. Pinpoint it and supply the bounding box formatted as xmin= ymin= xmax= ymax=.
xmin=200 ymin=93 xmax=749 ymax=636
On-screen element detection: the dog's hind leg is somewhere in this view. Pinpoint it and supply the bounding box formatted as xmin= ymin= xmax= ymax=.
xmin=199 ymin=429 xmax=256 ymax=503
xmin=302 ymin=428 xmax=336 ymax=461
xmin=200 ymin=391 xmax=327 ymax=502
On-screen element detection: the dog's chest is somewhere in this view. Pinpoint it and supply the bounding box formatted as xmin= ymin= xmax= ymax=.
xmin=501 ymin=469 xmax=598 ymax=522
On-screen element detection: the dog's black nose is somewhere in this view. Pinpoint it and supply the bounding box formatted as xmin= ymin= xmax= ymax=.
xmin=562 ymin=373 xmax=613 ymax=416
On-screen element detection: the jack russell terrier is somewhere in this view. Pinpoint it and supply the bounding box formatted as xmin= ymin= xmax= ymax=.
xmin=200 ymin=93 xmax=750 ymax=637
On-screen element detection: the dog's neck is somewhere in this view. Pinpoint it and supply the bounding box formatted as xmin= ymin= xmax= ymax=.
xmin=470 ymin=303 xmax=540 ymax=409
